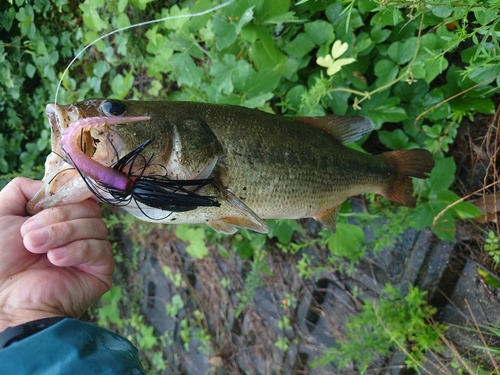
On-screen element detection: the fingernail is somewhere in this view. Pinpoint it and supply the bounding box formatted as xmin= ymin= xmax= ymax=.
xmin=21 ymin=218 xmax=43 ymax=237
xmin=26 ymin=228 xmax=50 ymax=247
xmin=50 ymin=247 xmax=68 ymax=260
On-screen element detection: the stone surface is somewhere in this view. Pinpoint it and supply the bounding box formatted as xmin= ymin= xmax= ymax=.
xmin=136 ymin=221 xmax=499 ymax=374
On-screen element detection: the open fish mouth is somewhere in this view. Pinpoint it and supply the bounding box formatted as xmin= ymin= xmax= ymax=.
xmin=27 ymin=103 xmax=99 ymax=214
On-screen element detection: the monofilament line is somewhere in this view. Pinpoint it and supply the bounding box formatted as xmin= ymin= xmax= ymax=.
xmin=54 ymin=0 xmax=235 ymax=106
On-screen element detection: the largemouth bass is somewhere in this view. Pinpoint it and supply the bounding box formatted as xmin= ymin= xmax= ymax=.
xmin=27 ymin=99 xmax=434 ymax=234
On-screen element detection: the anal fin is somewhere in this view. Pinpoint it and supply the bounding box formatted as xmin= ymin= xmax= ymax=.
xmin=314 ymin=205 xmax=341 ymax=233
xmin=212 ymin=179 xmax=269 ymax=234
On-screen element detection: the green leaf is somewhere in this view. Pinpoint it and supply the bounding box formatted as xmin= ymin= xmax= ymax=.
xmin=304 ymin=20 xmax=334 ymax=45
xmin=246 ymin=69 xmax=281 ymax=97
xmin=169 ymin=53 xmax=204 ymax=87
xmin=374 ymin=59 xmax=398 ymax=86
xmin=233 ymin=238 xmax=254 ymax=259
xmin=388 ymin=38 xmax=418 ymax=65
xmin=370 ymin=26 xmax=391 ymax=44
xmin=285 ymin=85 xmax=306 ymax=112
xmin=163 ymin=4 xmax=189 ymax=30
xmin=243 ymin=92 xmax=274 ymax=108
xmin=466 ymin=98 xmax=495 ymax=114
xmin=477 ymin=269 xmax=500 ymax=288
xmin=425 ymin=157 xmax=456 ymax=196
xmin=110 ymin=70 xmax=134 ymax=99
xmin=284 ymin=33 xmax=315 ymax=58
xmin=175 ymin=225 xmax=209 ymax=259
xmin=378 ymin=129 xmax=415 ymax=150
xmin=117 ymin=0 xmax=127 ymax=13
xmin=353 ymin=32 xmax=374 ymax=56
xmin=370 ymin=8 xmax=403 ymax=28
xmin=450 ymin=201 xmax=482 ymax=220
xmin=420 ymin=88 xmax=451 ymax=120
xmin=212 ymin=15 xmax=237 ymax=50
xmin=361 ymin=97 xmax=407 ymax=128
xmin=116 ymin=13 xmax=130 ymax=29
xmin=84 ymin=30 xmax=105 ymax=52
xmin=422 ymin=55 xmax=449 ymax=83
xmin=474 ymin=7 xmax=498 ymax=26
xmin=266 ymin=219 xmax=304 ymax=244
xmin=429 ymin=196 xmax=456 ymax=241
xmin=79 ymin=2 xmax=108 ymax=32
xmin=431 ymin=5 xmax=452 ymax=18
xmin=93 ymin=60 xmax=111 ymax=78
xmin=328 ymin=223 xmax=364 ymax=261
xmin=25 ymin=63 xmax=36 ymax=78
xmin=236 ymin=6 xmax=254 ymax=34
xmin=254 ymin=0 xmax=290 ymax=23
xmin=250 ymin=26 xmax=292 ymax=75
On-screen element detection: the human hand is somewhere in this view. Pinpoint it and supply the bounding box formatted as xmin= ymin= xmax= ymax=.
xmin=0 ymin=177 xmax=114 ymax=331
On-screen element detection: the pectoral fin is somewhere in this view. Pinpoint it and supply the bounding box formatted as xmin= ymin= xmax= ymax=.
xmin=314 ymin=205 xmax=341 ymax=233
xmin=209 ymin=180 xmax=268 ymax=234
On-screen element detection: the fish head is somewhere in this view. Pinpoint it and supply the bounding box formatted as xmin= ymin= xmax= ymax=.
xmin=27 ymin=100 xmax=127 ymax=214
xmin=27 ymin=99 xmax=222 ymax=216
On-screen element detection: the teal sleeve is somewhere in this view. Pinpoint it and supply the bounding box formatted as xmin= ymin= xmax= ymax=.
xmin=0 ymin=318 xmax=145 ymax=375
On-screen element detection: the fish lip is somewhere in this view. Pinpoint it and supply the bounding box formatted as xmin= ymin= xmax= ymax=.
xmin=27 ymin=103 xmax=114 ymax=214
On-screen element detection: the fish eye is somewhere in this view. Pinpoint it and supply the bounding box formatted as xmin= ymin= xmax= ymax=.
xmin=100 ymin=100 xmax=127 ymax=116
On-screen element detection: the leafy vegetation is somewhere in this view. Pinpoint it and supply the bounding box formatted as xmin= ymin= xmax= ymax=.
xmin=313 ymin=284 xmax=444 ymax=373
xmin=2 ymin=0 xmax=500 ymax=373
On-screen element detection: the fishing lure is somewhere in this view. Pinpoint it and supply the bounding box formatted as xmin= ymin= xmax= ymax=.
xmin=60 ymin=116 xmax=220 ymax=214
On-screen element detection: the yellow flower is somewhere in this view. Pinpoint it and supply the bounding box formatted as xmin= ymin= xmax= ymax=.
xmin=316 ymin=40 xmax=356 ymax=76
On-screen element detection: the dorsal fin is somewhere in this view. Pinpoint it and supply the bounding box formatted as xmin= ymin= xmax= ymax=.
xmin=295 ymin=115 xmax=374 ymax=144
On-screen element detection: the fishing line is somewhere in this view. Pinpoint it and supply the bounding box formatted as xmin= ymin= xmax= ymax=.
xmin=54 ymin=0 xmax=235 ymax=106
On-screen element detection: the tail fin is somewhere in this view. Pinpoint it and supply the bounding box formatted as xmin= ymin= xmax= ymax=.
xmin=382 ymin=149 xmax=434 ymax=208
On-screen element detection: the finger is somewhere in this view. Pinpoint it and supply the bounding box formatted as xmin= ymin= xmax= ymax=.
xmin=47 ymin=239 xmax=114 ymax=286
xmin=23 ymin=217 xmax=109 ymax=254
xmin=21 ymin=200 xmax=102 ymax=237
xmin=0 ymin=178 xmax=43 ymax=217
